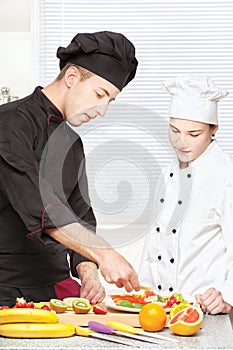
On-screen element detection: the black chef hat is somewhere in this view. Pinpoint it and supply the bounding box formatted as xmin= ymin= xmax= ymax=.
xmin=56 ymin=31 xmax=138 ymax=91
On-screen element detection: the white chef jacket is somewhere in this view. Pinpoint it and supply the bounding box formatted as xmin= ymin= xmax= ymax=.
xmin=139 ymin=140 xmax=233 ymax=305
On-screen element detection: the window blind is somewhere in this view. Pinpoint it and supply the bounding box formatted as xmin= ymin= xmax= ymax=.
xmin=37 ymin=0 xmax=233 ymax=246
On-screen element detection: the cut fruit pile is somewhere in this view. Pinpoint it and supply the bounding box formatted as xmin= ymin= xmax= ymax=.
xmin=167 ymin=305 xmax=203 ymax=336
xmin=110 ymin=291 xmax=191 ymax=310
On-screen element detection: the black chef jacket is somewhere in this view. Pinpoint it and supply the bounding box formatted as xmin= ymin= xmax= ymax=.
xmin=0 ymin=87 xmax=96 ymax=288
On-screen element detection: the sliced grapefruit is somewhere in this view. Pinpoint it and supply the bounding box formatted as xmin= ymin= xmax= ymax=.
xmin=167 ymin=305 xmax=203 ymax=336
xmin=169 ymin=302 xmax=191 ymax=319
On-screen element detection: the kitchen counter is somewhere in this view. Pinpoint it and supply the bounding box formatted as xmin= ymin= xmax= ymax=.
xmin=0 ymin=314 xmax=232 ymax=350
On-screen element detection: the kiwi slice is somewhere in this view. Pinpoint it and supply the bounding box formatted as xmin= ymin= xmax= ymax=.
xmin=49 ymin=298 xmax=68 ymax=313
xmin=72 ymin=298 xmax=91 ymax=314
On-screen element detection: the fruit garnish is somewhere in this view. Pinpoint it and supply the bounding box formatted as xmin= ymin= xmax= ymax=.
xmin=93 ymin=306 xmax=107 ymax=315
xmin=49 ymin=299 xmax=68 ymax=313
xmin=167 ymin=305 xmax=203 ymax=336
xmin=139 ymin=303 xmax=167 ymax=332
xmin=72 ymin=298 xmax=91 ymax=314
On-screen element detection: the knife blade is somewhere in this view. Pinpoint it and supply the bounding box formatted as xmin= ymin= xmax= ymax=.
xmin=75 ymin=326 xmax=139 ymax=347
xmin=107 ymin=321 xmax=178 ymax=342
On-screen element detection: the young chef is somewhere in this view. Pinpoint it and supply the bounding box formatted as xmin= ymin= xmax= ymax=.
xmin=0 ymin=31 xmax=140 ymax=306
xmin=139 ymin=76 xmax=233 ymax=315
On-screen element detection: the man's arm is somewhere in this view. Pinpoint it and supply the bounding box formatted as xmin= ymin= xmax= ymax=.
xmin=45 ymin=222 xmax=140 ymax=292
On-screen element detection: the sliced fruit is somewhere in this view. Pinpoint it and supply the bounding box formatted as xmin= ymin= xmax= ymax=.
xmin=34 ymin=302 xmax=50 ymax=309
xmin=14 ymin=298 xmax=34 ymax=309
xmin=0 ymin=308 xmax=58 ymax=324
xmin=133 ymin=303 xmax=144 ymax=309
xmin=49 ymin=299 xmax=68 ymax=313
xmin=72 ymin=298 xmax=91 ymax=314
xmin=119 ymin=300 xmax=134 ymax=308
xmin=168 ymin=305 xmax=203 ymax=336
xmin=139 ymin=303 xmax=167 ymax=332
xmin=93 ymin=306 xmax=107 ymax=315
xmin=63 ymin=297 xmax=79 ymax=308
xmin=169 ymin=302 xmax=191 ymax=319
xmin=0 ymin=323 xmax=75 ymax=338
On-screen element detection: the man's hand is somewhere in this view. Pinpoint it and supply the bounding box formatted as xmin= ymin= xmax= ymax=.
xmin=98 ymin=249 xmax=140 ymax=292
xmin=195 ymin=288 xmax=232 ymax=314
xmin=77 ymin=262 xmax=106 ymax=304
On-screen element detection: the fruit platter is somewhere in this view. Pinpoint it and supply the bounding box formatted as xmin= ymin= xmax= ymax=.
xmin=105 ymin=290 xmax=191 ymax=313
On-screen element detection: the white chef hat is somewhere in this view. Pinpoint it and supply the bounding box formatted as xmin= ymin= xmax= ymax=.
xmin=162 ymin=76 xmax=228 ymax=125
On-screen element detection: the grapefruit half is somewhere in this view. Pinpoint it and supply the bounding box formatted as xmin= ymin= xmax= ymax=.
xmin=168 ymin=305 xmax=203 ymax=336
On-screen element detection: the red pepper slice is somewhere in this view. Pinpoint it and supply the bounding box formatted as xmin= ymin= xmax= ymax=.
xmin=144 ymin=291 xmax=156 ymax=298
xmin=93 ymin=306 xmax=107 ymax=315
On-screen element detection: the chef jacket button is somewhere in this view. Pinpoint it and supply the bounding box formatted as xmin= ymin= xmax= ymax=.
xmin=169 ymin=287 xmax=173 ymax=292
xmin=156 ymin=227 xmax=160 ymax=232
xmin=158 ymin=255 xmax=162 ymax=260
xmin=187 ymin=173 xmax=191 ymax=178
xmin=160 ymin=198 xmax=164 ymax=203
xmin=178 ymin=200 xmax=182 ymax=205
xmin=170 ymin=173 xmax=173 ymax=177
xmin=170 ymin=258 xmax=175 ymax=263
xmin=158 ymin=285 xmax=162 ymax=290
xmin=172 ymin=228 xmax=176 ymax=234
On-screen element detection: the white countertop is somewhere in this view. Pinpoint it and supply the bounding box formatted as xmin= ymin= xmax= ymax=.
xmin=0 ymin=314 xmax=232 ymax=350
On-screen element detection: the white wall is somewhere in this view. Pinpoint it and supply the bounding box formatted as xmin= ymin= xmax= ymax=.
xmin=0 ymin=0 xmax=36 ymax=98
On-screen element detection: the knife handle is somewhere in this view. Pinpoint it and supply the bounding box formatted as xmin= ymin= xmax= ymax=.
xmin=88 ymin=321 xmax=114 ymax=335
xmin=75 ymin=326 xmax=92 ymax=337
xmin=108 ymin=321 xmax=142 ymax=334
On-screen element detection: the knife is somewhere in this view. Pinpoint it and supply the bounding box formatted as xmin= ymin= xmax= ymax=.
xmin=75 ymin=326 xmax=139 ymax=347
xmin=88 ymin=321 xmax=160 ymax=344
xmin=107 ymin=321 xmax=178 ymax=342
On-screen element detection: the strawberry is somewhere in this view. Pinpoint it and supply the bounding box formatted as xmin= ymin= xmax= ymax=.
xmin=14 ymin=297 xmax=35 ymax=308
xmin=41 ymin=305 xmax=51 ymax=311
xmin=165 ymin=295 xmax=179 ymax=308
xmin=93 ymin=306 xmax=107 ymax=314
xmin=0 ymin=305 xmax=10 ymax=310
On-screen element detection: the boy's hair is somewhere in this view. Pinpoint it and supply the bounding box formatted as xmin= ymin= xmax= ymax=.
xmin=55 ymin=63 xmax=93 ymax=81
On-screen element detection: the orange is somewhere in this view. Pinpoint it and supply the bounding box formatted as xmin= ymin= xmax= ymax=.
xmin=168 ymin=305 xmax=203 ymax=336
xmin=139 ymin=303 xmax=167 ymax=332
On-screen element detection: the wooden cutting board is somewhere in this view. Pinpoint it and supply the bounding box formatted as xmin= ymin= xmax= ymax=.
xmin=58 ymin=306 xmax=141 ymax=327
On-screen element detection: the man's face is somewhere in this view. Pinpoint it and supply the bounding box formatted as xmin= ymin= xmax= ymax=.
xmin=64 ymin=68 xmax=120 ymax=126
xmin=169 ymin=117 xmax=218 ymax=164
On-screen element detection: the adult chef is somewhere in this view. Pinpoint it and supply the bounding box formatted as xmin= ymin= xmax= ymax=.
xmin=0 ymin=31 xmax=140 ymax=307
xmin=139 ymin=76 xmax=233 ymax=315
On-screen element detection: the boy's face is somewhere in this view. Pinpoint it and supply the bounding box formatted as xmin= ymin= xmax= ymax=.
xmin=169 ymin=118 xmax=218 ymax=164
xmin=63 ymin=67 xmax=120 ymax=126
